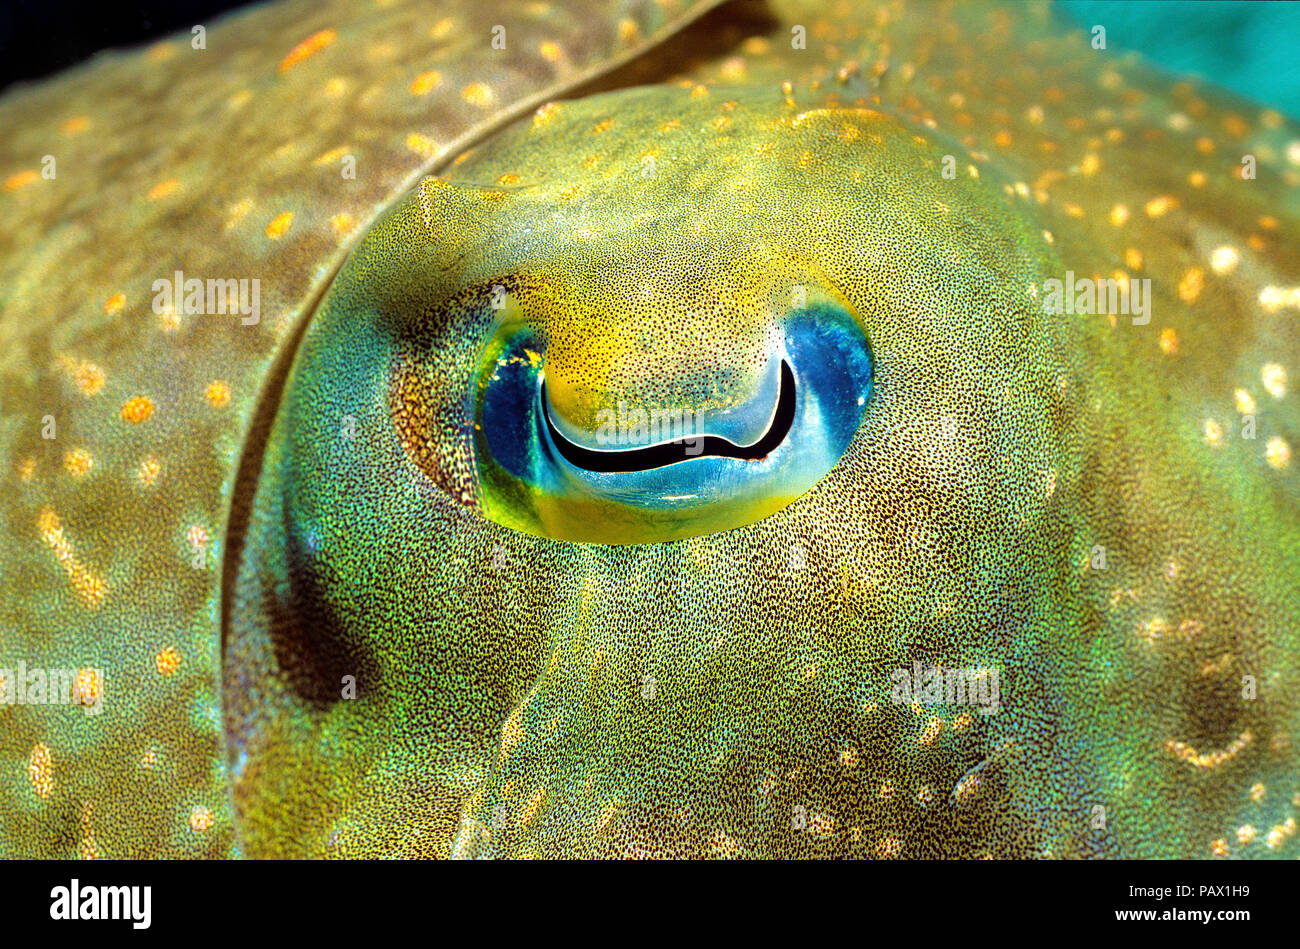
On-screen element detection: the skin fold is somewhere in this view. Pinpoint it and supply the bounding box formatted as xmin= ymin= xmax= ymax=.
xmin=1 ymin=0 xmax=1297 ymax=859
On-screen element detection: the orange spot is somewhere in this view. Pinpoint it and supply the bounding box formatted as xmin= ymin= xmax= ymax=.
xmin=1158 ymin=327 xmax=1179 ymax=355
xmin=462 ymin=82 xmax=494 ymax=108
xmin=993 ymin=129 xmax=1012 ymax=148
xmin=312 ymin=146 xmax=348 ymax=167
xmin=265 ymin=211 xmax=294 ymax=239
xmin=155 ymin=648 xmax=182 ymax=676
xmin=495 ymin=174 xmax=519 ymax=186
xmin=538 ymin=41 xmax=562 ymax=63
xmin=330 ymin=213 xmax=355 ymax=235
xmin=4 ymin=169 xmax=39 ymax=191
xmin=120 ymin=396 xmax=155 ymax=424
xmin=61 ymin=115 xmax=90 ymax=134
xmin=77 ymin=801 xmax=98 ymax=846
xmin=405 ymin=133 xmax=439 ymax=158
xmin=918 ymin=717 xmax=943 ymax=746
xmin=278 ymin=29 xmax=337 ymax=73
xmin=103 ymin=293 xmax=126 ymax=314
xmin=205 ymin=380 xmax=231 ymax=408
xmin=592 ymin=119 xmax=613 ymax=135
xmin=147 ymin=179 xmax=180 ymax=200
xmin=1145 ymin=195 xmax=1177 ymax=218
xmin=37 ymin=507 xmax=106 ymax=607
xmin=28 ymin=744 xmax=53 ymax=800
xmin=410 ymin=70 xmax=442 ymax=96
xmin=63 ymin=449 xmax=93 ymax=477
xmin=1178 ymin=267 xmax=1204 ymax=303
xmin=1266 ymin=436 xmax=1291 ymax=471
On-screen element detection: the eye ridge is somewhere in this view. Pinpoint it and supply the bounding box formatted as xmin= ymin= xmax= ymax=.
xmin=541 ymin=360 xmax=797 ymax=474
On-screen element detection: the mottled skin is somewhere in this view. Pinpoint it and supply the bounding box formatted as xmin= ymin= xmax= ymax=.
xmin=3 ymin=0 xmax=1299 ymax=859
xmin=0 ymin=0 xmax=726 ymax=857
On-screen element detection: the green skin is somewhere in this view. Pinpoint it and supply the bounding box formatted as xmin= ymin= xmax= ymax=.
xmin=2 ymin=0 xmax=1298 ymax=858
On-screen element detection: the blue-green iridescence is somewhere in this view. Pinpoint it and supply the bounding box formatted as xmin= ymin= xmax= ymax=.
xmin=16 ymin=0 xmax=1298 ymax=862
xmin=474 ymin=302 xmax=872 ymax=543
xmin=227 ymin=1 xmax=1299 ymax=860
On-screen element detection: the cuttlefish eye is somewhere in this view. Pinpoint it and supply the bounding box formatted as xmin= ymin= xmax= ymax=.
xmin=462 ymin=280 xmax=873 ymax=544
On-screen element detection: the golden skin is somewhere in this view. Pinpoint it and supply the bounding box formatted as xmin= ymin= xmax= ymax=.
xmin=0 ymin=0 xmax=726 ymax=858
xmin=3 ymin=0 xmax=1300 ymax=858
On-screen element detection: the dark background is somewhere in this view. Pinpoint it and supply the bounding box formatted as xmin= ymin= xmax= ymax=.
xmin=0 ymin=0 xmax=253 ymax=92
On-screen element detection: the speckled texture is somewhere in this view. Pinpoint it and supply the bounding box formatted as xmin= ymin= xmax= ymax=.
xmin=5 ymin=0 xmax=1300 ymax=859
xmin=0 ymin=0 xmax=723 ymax=858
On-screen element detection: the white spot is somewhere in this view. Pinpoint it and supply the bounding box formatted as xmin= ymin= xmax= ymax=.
xmin=1261 ymin=363 xmax=1287 ymax=399
xmin=1209 ymin=246 xmax=1239 ymax=275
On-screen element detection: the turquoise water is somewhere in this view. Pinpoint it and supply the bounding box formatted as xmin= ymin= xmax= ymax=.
xmin=1057 ymin=1 xmax=1300 ymax=120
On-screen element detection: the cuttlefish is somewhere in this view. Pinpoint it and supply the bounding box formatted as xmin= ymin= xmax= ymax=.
xmin=1 ymin=0 xmax=1297 ymax=859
